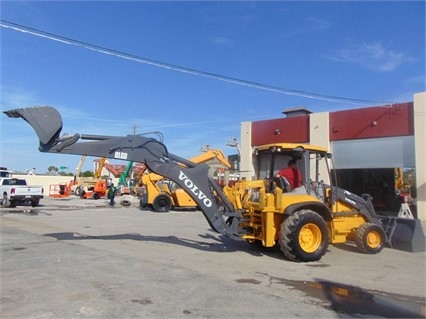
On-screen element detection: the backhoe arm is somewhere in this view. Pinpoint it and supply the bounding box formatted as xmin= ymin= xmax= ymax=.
xmin=4 ymin=106 xmax=242 ymax=238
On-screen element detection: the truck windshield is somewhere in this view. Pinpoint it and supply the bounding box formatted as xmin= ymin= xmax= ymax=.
xmin=3 ymin=179 xmax=26 ymax=186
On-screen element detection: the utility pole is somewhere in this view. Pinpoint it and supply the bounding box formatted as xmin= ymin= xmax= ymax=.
xmin=132 ymin=124 xmax=139 ymax=135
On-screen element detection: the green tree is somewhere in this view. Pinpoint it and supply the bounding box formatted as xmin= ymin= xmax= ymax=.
xmin=81 ymin=170 xmax=94 ymax=177
xmin=47 ymin=166 xmax=59 ymax=175
xmin=58 ymin=171 xmax=73 ymax=176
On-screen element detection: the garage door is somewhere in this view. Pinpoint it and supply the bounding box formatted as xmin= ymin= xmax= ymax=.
xmin=331 ymin=136 xmax=415 ymax=169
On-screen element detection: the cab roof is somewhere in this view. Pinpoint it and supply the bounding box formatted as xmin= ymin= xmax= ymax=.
xmin=253 ymin=143 xmax=329 ymax=153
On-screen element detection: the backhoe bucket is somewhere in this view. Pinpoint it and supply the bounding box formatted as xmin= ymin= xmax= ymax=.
xmin=3 ymin=106 xmax=63 ymax=148
xmin=380 ymin=216 xmax=425 ymax=253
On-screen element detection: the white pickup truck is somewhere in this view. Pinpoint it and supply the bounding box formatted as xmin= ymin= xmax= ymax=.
xmin=0 ymin=175 xmax=44 ymax=207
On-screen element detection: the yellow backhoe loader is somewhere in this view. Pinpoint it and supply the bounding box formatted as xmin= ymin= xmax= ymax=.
xmin=6 ymin=106 xmax=424 ymax=262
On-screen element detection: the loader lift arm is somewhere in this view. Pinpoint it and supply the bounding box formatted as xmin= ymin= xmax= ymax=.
xmin=331 ymin=187 xmax=383 ymax=224
xmin=4 ymin=106 xmax=243 ymax=239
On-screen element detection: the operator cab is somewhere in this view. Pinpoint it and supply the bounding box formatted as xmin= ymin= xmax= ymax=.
xmin=253 ymin=143 xmax=332 ymax=198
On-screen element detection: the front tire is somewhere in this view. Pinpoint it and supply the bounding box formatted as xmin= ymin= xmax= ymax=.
xmin=279 ymin=210 xmax=329 ymax=262
xmin=152 ymin=194 xmax=172 ymax=212
xmin=355 ymin=223 xmax=386 ymax=254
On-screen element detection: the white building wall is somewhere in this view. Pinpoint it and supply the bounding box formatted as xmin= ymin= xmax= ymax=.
xmin=309 ymin=111 xmax=330 ymax=149
xmin=240 ymin=121 xmax=254 ymax=180
xmin=414 ymin=92 xmax=426 ymax=220
xmin=309 ymin=112 xmax=330 ymax=184
xmin=11 ymin=174 xmax=74 ymax=195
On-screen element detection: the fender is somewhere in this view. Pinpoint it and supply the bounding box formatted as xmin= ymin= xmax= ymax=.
xmin=283 ymin=201 xmax=332 ymax=222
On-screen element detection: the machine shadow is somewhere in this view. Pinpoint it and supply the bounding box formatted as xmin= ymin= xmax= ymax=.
xmin=44 ymin=230 xmax=289 ymax=260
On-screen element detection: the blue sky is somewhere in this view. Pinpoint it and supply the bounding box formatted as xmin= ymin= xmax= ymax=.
xmin=1 ymin=1 xmax=424 ymax=174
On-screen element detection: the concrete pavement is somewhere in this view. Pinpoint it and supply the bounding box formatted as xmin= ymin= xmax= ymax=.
xmin=1 ymin=196 xmax=425 ymax=318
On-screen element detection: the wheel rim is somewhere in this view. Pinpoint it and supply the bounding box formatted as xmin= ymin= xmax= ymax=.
xmin=153 ymin=195 xmax=171 ymax=212
xmin=159 ymin=198 xmax=168 ymax=207
xmin=366 ymin=230 xmax=381 ymax=249
xmin=299 ymin=223 xmax=322 ymax=253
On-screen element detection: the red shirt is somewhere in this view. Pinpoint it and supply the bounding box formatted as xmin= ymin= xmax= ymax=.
xmin=277 ymin=167 xmax=302 ymax=190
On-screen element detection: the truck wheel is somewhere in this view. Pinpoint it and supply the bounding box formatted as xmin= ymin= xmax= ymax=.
xmin=279 ymin=210 xmax=328 ymax=262
xmin=3 ymin=194 xmax=15 ymax=208
xmin=355 ymin=223 xmax=386 ymax=254
xmin=152 ymin=194 xmax=172 ymax=212
xmin=1 ymin=194 xmax=6 ymax=207
xmin=31 ymin=199 xmax=40 ymax=207
xmin=6 ymin=200 xmax=15 ymax=208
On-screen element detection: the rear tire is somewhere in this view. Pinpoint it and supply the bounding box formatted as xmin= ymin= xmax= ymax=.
xmin=279 ymin=210 xmax=328 ymax=262
xmin=1 ymin=194 xmax=7 ymax=207
xmin=31 ymin=199 xmax=40 ymax=207
xmin=355 ymin=223 xmax=386 ymax=254
xmin=152 ymin=194 xmax=172 ymax=212
xmin=2 ymin=194 xmax=15 ymax=207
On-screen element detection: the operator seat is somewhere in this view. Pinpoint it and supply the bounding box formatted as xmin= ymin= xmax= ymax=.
xmin=274 ymin=176 xmax=292 ymax=192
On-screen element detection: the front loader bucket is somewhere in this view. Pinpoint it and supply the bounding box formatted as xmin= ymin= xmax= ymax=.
xmin=3 ymin=106 xmax=63 ymax=149
xmin=379 ymin=216 xmax=426 ymax=253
